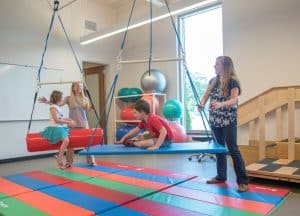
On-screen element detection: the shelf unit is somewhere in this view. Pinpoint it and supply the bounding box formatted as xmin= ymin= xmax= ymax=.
xmin=113 ymin=93 xmax=166 ymax=142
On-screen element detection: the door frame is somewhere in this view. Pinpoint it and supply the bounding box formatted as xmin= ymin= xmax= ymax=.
xmin=84 ymin=65 xmax=106 ymax=129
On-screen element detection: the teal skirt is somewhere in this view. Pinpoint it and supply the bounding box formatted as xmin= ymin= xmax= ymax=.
xmin=40 ymin=126 xmax=69 ymax=144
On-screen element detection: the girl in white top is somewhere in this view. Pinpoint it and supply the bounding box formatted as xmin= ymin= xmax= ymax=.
xmin=39 ymin=83 xmax=96 ymax=167
xmin=40 ymin=90 xmax=75 ymax=169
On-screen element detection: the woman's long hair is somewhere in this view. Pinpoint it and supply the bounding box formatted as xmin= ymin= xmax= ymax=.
xmin=217 ymin=56 xmax=241 ymax=96
xmin=69 ymin=82 xmax=89 ymax=109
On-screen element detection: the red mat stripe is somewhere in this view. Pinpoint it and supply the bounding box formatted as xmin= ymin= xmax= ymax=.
xmin=69 ymin=166 xmax=273 ymax=214
xmin=124 ymin=199 xmax=205 ymax=216
xmin=70 ymin=166 xmax=170 ymax=190
xmin=25 ymin=171 xmax=200 ymax=216
xmin=0 ymin=177 xmax=32 ymax=196
xmin=15 ymin=191 xmax=94 ymax=216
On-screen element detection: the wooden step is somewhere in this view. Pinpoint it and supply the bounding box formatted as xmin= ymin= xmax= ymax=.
xmin=247 ymin=159 xmax=300 ymax=183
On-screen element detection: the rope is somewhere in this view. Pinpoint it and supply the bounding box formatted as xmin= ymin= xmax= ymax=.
xmin=27 ymin=90 xmax=39 ymax=133
xmin=85 ymin=0 xmax=140 ymax=148
xmin=84 ymin=87 xmax=100 ymax=120
xmin=163 ymin=0 xmax=217 ymax=142
xmin=56 ymin=14 xmax=84 ymax=78
xmin=86 ymin=74 xmax=119 ymax=150
xmin=56 ymin=12 xmax=100 ymax=121
xmin=37 ymin=6 xmax=56 ymax=83
xmin=85 ymin=0 xmax=138 ymax=148
xmin=148 ymin=0 xmax=153 ymax=75
xmin=102 ymin=74 xmax=119 ymax=144
xmin=27 ymin=2 xmax=57 ymax=133
xmin=120 ymin=0 xmax=137 ymax=50
xmin=58 ymin=0 xmax=79 ymax=11
xmin=184 ymin=61 xmax=213 ymax=141
xmin=29 ymin=0 xmax=101 ymax=134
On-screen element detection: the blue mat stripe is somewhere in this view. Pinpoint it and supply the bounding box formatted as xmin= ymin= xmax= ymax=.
xmin=5 ymin=174 xmax=55 ymax=190
xmin=178 ymin=180 xmax=282 ymax=205
xmin=100 ymin=208 xmax=148 ymax=216
xmin=74 ymin=163 xmax=187 ymax=184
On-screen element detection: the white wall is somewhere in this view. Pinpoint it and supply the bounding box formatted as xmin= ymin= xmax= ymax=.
xmin=0 ymin=0 xmax=120 ymax=160
xmin=107 ymin=0 xmax=300 ymax=144
xmin=1 ymin=0 xmax=300 ymax=159
xmin=223 ymin=0 xmax=300 ymax=102
xmin=222 ymin=0 xmax=300 ymax=144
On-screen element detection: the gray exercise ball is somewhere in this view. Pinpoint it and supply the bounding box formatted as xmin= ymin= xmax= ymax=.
xmin=140 ymin=69 xmax=167 ymax=93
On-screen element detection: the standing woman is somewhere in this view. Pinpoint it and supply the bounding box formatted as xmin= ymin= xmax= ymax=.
xmin=198 ymin=56 xmax=248 ymax=192
xmin=65 ymin=82 xmax=96 ymax=167
xmin=39 ymin=82 xmax=96 ymax=167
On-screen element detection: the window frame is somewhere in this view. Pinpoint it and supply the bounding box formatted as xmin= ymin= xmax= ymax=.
xmin=178 ymin=2 xmax=223 ymax=134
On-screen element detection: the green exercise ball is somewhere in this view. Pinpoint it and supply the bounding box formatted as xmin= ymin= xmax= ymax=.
xmin=118 ymin=88 xmax=131 ymax=102
xmin=162 ymin=99 xmax=183 ymax=120
xmin=127 ymin=88 xmax=143 ymax=102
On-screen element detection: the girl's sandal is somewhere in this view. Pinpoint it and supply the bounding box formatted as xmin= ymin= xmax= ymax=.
xmin=58 ymin=162 xmax=65 ymax=170
xmin=65 ymin=162 xmax=72 ymax=168
xmin=89 ymin=161 xmax=97 ymax=167
xmin=86 ymin=157 xmax=97 ymax=167
xmin=54 ymin=154 xmax=65 ymax=169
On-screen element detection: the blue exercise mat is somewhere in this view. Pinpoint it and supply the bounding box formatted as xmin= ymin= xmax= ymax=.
xmin=79 ymin=142 xmax=227 ymax=155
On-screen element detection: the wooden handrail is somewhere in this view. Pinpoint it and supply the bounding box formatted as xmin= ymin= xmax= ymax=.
xmin=237 ymin=86 xmax=300 ymax=160
xmin=238 ymin=86 xmax=300 ymax=126
xmin=239 ymin=85 xmax=300 ymax=107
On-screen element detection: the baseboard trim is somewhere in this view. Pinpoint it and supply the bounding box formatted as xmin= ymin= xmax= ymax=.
xmin=0 ymin=150 xmax=81 ymax=164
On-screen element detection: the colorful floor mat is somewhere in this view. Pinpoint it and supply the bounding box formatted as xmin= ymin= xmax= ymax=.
xmin=0 ymin=160 xmax=289 ymax=216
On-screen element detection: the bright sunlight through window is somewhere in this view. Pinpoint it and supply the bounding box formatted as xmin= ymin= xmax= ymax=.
xmin=180 ymin=5 xmax=223 ymax=131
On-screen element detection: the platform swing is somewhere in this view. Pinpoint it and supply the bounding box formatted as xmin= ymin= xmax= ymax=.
xmin=79 ymin=0 xmax=227 ymax=156
xmin=26 ymin=0 xmax=103 ymax=152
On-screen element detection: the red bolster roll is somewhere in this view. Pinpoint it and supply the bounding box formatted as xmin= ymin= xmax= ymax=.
xmin=26 ymin=128 xmax=103 ymax=152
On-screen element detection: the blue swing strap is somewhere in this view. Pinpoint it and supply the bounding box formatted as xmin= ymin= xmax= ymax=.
xmin=148 ymin=0 xmax=153 ymax=75
xmin=86 ymin=73 xmax=119 ymax=147
xmin=27 ymin=0 xmax=100 ymax=133
xmin=27 ymin=1 xmax=58 ymax=134
xmin=120 ymin=0 xmax=137 ymax=50
xmin=85 ymin=0 xmax=138 ymax=150
xmin=163 ymin=0 xmax=217 ymax=143
xmin=56 ymin=12 xmax=100 ymax=121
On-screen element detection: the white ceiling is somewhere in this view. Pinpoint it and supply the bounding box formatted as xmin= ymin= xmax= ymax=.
xmin=107 ymin=0 xmax=183 ymax=9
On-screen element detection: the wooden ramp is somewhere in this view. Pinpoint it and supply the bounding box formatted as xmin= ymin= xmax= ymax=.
xmin=247 ymin=158 xmax=300 ymax=183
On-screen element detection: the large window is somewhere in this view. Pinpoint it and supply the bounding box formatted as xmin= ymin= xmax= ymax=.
xmin=180 ymin=4 xmax=223 ymax=131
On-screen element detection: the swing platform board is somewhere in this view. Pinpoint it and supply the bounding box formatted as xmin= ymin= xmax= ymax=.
xmin=79 ymin=142 xmax=227 ymax=156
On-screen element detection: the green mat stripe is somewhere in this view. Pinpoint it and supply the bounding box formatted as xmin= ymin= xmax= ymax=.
xmin=45 ymin=169 xmax=261 ymax=216
xmin=0 ymin=192 xmax=48 ymax=216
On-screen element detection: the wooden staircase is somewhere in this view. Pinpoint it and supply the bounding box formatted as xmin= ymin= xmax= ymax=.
xmin=237 ymin=86 xmax=300 ymax=182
